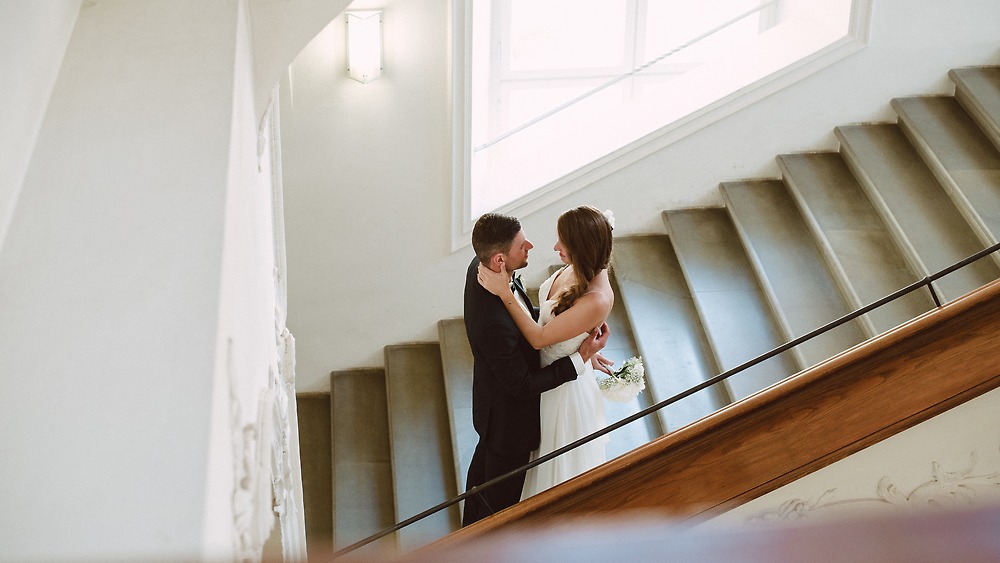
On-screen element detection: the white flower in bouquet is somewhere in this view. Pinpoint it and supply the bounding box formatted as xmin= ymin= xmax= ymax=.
xmin=598 ymin=356 xmax=645 ymax=403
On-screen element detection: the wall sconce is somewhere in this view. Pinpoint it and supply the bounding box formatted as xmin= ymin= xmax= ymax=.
xmin=347 ymin=11 xmax=383 ymax=84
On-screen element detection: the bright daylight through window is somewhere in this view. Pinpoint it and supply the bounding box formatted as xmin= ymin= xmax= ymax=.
xmin=465 ymin=0 xmax=856 ymax=220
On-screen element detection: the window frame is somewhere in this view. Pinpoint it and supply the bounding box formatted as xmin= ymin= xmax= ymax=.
xmin=450 ymin=0 xmax=872 ymax=251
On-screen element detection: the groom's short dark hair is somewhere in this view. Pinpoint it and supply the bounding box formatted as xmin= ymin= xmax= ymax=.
xmin=472 ymin=213 xmax=521 ymax=264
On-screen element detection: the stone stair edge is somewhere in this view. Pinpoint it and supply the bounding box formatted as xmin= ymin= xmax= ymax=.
xmin=436 ymin=317 xmax=473 ymax=500
xmin=297 ymin=390 xmax=331 ymax=398
xmin=609 ymin=239 xmax=692 ymax=428
xmin=661 ymin=207 xmax=703 ymax=238
xmin=775 ymin=154 xmax=878 ymax=338
xmin=330 ymin=367 xmax=384 ymax=376
xmin=718 ymin=181 xmax=806 ymax=370
xmin=384 ymin=341 xmax=441 ymax=350
xmin=659 ymin=209 xmax=726 ymax=377
xmin=382 ymin=340 xmax=460 ymax=546
xmin=833 ymin=124 xmax=932 ymax=281
xmin=609 ymin=235 xmax=730 ymax=426
xmin=949 ymin=66 xmax=1000 ymax=151
xmin=890 ymin=96 xmax=1000 ymax=254
xmin=835 ymin=122 xmax=999 ymax=302
xmin=661 ymin=207 xmax=801 ymax=397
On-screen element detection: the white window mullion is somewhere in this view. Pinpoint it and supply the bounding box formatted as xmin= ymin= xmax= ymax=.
xmin=759 ymin=0 xmax=781 ymax=32
xmin=491 ymin=0 xmax=508 ymax=141
xmin=624 ymin=0 xmax=641 ymax=101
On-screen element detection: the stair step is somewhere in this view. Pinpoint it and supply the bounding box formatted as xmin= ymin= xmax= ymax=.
xmin=950 ymin=66 xmax=1000 ymax=152
xmin=384 ymin=343 xmax=460 ymax=550
xmin=600 ymin=268 xmax=664 ymax=453
xmin=836 ymin=123 xmax=1000 ymax=302
xmin=612 ymin=235 xmax=728 ymax=431
xmin=437 ymin=318 xmax=476 ymax=499
xmin=892 ymin=95 xmax=1000 ymax=249
xmin=721 ymin=180 xmax=867 ymax=367
xmin=778 ymin=152 xmax=935 ymax=335
xmin=330 ymin=368 xmax=395 ymax=552
xmin=296 ymin=394 xmax=333 ymax=555
xmin=663 ymin=210 xmax=799 ymax=399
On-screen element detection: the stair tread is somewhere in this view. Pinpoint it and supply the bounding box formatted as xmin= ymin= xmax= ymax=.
xmin=950 ymin=66 xmax=1000 ymax=151
xmin=836 ymin=123 xmax=1000 ymax=301
xmin=331 ymin=368 xmax=394 ymax=551
xmin=297 ymin=395 xmax=333 ymax=552
xmin=664 ymin=210 xmax=799 ymax=399
xmin=721 ymin=180 xmax=866 ymax=367
xmin=778 ymin=152 xmax=934 ymax=334
xmin=437 ymin=318 xmax=476 ymax=498
xmin=893 ymin=96 xmax=1000 ymax=246
xmin=600 ymin=269 xmax=664 ymax=454
xmin=612 ymin=235 xmax=728 ymax=431
xmin=384 ymin=343 xmax=460 ymax=550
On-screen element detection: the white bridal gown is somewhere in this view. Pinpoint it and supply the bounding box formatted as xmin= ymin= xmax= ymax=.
xmin=521 ymin=269 xmax=608 ymax=500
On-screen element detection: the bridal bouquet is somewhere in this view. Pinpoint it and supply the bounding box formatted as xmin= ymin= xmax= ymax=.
xmin=598 ymin=356 xmax=646 ymax=403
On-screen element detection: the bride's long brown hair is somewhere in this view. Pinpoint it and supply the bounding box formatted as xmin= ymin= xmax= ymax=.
xmin=553 ymin=206 xmax=614 ymax=316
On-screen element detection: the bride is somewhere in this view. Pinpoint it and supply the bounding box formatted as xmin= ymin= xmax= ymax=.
xmin=478 ymin=205 xmax=615 ymax=498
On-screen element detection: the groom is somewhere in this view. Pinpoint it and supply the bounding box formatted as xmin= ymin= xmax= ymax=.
xmin=462 ymin=212 xmax=609 ymax=526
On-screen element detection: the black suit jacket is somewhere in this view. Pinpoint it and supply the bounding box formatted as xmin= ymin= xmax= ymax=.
xmin=463 ymin=257 xmax=578 ymax=455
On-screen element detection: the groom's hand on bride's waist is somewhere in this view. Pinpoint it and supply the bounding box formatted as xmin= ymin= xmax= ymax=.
xmin=578 ymin=322 xmax=610 ymax=363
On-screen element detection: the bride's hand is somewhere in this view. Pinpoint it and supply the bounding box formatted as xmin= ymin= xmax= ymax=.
xmin=592 ymin=352 xmax=614 ymax=375
xmin=477 ymin=263 xmax=511 ymax=298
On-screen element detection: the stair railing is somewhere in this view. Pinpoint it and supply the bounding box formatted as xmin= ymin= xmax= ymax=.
xmin=334 ymin=240 xmax=1000 ymax=557
xmin=473 ymin=0 xmax=780 ymax=154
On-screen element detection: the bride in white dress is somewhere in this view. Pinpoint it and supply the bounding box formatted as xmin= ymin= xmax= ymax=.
xmin=478 ymin=205 xmax=615 ymax=498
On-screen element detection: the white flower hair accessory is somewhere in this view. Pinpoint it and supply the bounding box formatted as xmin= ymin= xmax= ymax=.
xmin=603 ymin=209 xmax=615 ymax=230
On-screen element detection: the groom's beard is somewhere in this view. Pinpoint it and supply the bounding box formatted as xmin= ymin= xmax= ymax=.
xmin=507 ymin=257 xmax=528 ymax=272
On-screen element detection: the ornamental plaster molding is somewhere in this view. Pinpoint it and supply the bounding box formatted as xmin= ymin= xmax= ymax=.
xmin=746 ymin=448 xmax=1000 ymax=525
xmin=226 ymin=343 xmax=299 ymax=562
xmin=226 ymin=337 xmax=273 ymax=562
xmin=222 ymin=85 xmax=302 ymax=563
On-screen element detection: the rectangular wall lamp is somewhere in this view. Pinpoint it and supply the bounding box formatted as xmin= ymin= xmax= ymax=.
xmin=346 ymin=10 xmax=383 ymax=84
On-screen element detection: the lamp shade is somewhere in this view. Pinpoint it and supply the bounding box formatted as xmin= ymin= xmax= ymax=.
xmin=347 ymin=11 xmax=382 ymax=83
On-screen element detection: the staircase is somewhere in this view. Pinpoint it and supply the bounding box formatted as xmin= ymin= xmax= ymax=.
xmin=297 ymin=65 xmax=1000 ymax=557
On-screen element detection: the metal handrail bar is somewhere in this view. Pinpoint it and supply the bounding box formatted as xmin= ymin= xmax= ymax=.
xmin=333 ymin=241 xmax=1000 ymax=557
xmin=473 ymin=0 xmax=779 ymax=153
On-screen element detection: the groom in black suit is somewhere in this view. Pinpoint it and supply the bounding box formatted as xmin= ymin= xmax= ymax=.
xmin=462 ymin=212 xmax=609 ymax=526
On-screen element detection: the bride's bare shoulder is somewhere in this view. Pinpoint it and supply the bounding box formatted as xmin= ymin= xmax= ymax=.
xmin=580 ymin=286 xmax=614 ymax=311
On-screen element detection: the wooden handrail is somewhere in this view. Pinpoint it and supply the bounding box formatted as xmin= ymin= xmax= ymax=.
xmin=432 ymin=278 xmax=1000 ymax=546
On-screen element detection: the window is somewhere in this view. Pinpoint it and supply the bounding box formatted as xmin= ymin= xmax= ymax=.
xmin=454 ymin=0 xmax=863 ymax=245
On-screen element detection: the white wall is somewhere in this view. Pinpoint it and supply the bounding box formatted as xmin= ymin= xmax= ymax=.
xmin=282 ymin=0 xmax=1000 ymax=392
xmin=0 ymin=0 xmax=371 ymax=559
xmin=203 ymin=0 xmax=281 ymax=557
xmin=0 ymin=0 xmax=81 ymax=252
xmin=0 ymin=1 xmax=237 ymax=559
xmin=249 ymin=0 xmax=353 ymax=114
xmin=282 ymin=0 xmax=453 ymax=392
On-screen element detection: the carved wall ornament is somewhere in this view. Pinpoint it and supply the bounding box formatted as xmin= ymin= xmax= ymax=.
xmin=225 ymin=326 xmax=301 ymax=562
xmin=226 ymin=335 xmax=272 ymax=562
xmin=221 ymin=84 xmax=303 ymax=563
xmin=746 ymin=449 xmax=1000 ymax=525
